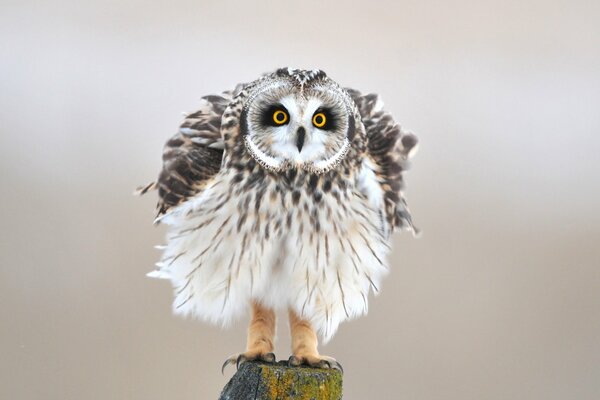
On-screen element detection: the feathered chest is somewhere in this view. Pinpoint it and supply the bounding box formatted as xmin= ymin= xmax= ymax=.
xmin=215 ymin=164 xmax=381 ymax=241
xmin=156 ymin=163 xmax=391 ymax=340
xmin=160 ymin=158 xmax=390 ymax=265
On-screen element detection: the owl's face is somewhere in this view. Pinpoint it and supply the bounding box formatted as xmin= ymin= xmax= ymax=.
xmin=241 ymin=71 xmax=355 ymax=174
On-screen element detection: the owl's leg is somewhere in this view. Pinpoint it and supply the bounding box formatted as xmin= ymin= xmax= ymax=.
xmin=221 ymin=301 xmax=276 ymax=372
xmin=287 ymin=309 xmax=343 ymax=372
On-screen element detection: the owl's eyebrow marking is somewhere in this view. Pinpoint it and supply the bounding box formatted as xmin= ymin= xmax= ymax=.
xmin=266 ymin=103 xmax=287 ymax=111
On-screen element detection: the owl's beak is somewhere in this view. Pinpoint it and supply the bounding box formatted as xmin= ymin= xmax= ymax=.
xmin=296 ymin=126 xmax=306 ymax=152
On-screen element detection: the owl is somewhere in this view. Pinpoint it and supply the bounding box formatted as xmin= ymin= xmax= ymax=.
xmin=139 ymin=68 xmax=418 ymax=372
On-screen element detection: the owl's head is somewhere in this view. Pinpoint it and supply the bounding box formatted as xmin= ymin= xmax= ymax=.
xmin=239 ymin=68 xmax=359 ymax=174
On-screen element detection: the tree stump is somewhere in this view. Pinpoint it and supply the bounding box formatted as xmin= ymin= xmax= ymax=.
xmin=219 ymin=360 xmax=343 ymax=400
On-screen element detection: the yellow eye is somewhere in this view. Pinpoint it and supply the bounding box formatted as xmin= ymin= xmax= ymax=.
xmin=272 ymin=110 xmax=288 ymax=125
xmin=312 ymin=112 xmax=326 ymax=128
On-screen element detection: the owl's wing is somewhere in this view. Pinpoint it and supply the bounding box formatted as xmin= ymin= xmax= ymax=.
xmin=137 ymin=91 xmax=235 ymax=217
xmin=346 ymin=88 xmax=419 ymax=234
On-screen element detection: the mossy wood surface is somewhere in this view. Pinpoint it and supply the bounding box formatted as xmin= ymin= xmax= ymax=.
xmin=219 ymin=360 xmax=343 ymax=400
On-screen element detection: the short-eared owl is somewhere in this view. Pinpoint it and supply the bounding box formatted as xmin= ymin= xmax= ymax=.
xmin=139 ymin=68 xmax=418 ymax=371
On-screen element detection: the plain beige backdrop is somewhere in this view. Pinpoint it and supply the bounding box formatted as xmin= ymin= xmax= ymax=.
xmin=1 ymin=0 xmax=599 ymax=399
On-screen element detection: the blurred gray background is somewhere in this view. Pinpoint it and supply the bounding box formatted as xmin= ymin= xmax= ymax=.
xmin=1 ymin=0 xmax=599 ymax=399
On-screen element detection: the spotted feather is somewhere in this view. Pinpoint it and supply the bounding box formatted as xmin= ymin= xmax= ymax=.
xmin=138 ymin=90 xmax=238 ymax=216
xmin=346 ymin=88 xmax=419 ymax=233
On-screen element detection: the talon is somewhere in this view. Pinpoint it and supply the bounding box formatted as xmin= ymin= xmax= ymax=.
xmin=262 ymin=352 xmax=276 ymax=363
xmin=236 ymin=354 xmax=247 ymax=369
xmin=288 ymin=355 xmax=301 ymax=367
xmin=221 ymin=357 xmax=236 ymax=374
xmin=287 ymin=354 xmax=343 ymax=373
xmin=222 ymin=351 xmax=276 ymax=374
xmin=331 ymin=361 xmax=344 ymax=373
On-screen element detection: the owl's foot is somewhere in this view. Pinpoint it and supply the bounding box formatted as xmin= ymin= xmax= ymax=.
xmin=287 ymin=308 xmax=344 ymax=373
xmin=288 ymin=354 xmax=343 ymax=372
xmin=221 ymin=351 xmax=276 ymax=373
xmin=222 ymin=301 xmax=277 ymax=373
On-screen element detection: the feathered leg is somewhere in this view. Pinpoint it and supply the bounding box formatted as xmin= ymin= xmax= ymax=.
xmin=222 ymin=301 xmax=276 ymax=372
xmin=288 ymin=308 xmax=343 ymax=372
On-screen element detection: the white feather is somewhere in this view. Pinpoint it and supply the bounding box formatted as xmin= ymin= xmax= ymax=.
xmin=151 ymin=170 xmax=391 ymax=342
xmin=147 ymin=269 xmax=170 ymax=279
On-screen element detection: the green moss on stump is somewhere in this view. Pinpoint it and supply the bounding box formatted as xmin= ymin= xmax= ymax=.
xmin=219 ymin=360 xmax=343 ymax=400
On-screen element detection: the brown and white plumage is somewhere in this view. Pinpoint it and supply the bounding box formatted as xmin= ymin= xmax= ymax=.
xmin=346 ymin=88 xmax=419 ymax=234
xmin=149 ymin=91 xmax=234 ymax=216
xmin=141 ymin=68 xmax=418 ymax=354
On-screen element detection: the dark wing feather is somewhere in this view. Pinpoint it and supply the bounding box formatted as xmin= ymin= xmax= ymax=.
xmin=346 ymin=88 xmax=419 ymax=233
xmin=138 ymin=91 xmax=234 ymax=217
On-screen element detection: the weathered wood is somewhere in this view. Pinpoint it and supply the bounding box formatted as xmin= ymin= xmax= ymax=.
xmin=219 ymin=360 xmax=343 ymax=400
